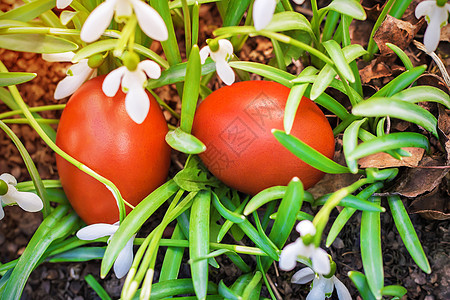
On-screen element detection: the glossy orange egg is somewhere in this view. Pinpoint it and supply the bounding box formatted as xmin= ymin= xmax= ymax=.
xmin=192 ymin=81 xmax=335 ymax=195
xmin=56 ymin=76 xmax=171 ymax=224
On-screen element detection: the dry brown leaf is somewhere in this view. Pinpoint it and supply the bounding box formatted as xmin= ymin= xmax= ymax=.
xmin=358 ymin=147 xmax=425 ymax=169
xmin=409 ymin=184 xmax=450 ymax=220
xmin=373 ymin=15 xmax=423 ymax=56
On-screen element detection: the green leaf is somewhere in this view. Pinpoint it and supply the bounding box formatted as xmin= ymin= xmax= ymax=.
xmin=0 ymin=33 xmax=78 ymax=53
xmin=347 ymin=132 xmax=430 ymax=161
xmin=361 ymin=197 xmax=383 ymax=298
xmin=147 ymin=278 xmax=218 ymax=299
xmin=387 ymin=195 xmax=431 ymax=273
xmin=273 ymin=129 xmax=350 ymax=174
xmin=371 ymin=65 xmax=427 ymax=98
xmin=325 ymin=0 xmax=366 ymax=20
xmin=392 ymin=86 xmax=450 ymax=109
xmin=211 ymin=192 xmax=246 ymax=224
xmin=322 ymin=40 xmax=355 ymax=82
xmin=180 ymin=45 xmax=201 ymax=133
xmin=0 ymin=0 xmax=55 ymax=22
xmin=380 ymin=285 xmax=408 ymax=298
xmin=386 ymin=43 xmax=414 ymax=70
xmin=101 ymin=180 xmax=179 ymax=278
xmin=348 ymin=271 xmax=377 ymax=300
xmin=85 ymin=274 xmax=112 ymax=300
xmin=173 ymin=156 xmax=221 ymax=192
xmin=0 ymin=20 xmax=29 ymax=29
xmin=147 ymin=59 xmax=216 ymax=89
xmin=169 ymin=0 xmax=220 ymax=9
xmin=284 ymin=66 xmax=318 ymax=134
xmin=166 ymin=128 xmax=206 ymax=154
xmin=0 ymin=72 xmax=36 ymax=86
xmin=343 ymin=118 xmax=367 ymax=174
xmin=189 ymin=190 xmax=211 ymax=300
xmin=228 ymin=61 xmax=295 ymax=88
xmin=265 ymin=12 xmax=313 ymax=35
xmin=223 ymin=0 xmax=251 ymax=26
xmin=2 ymin=207 xmax=79 ymax=300
xmin=352 ymin=98 xmax=438 ymax=137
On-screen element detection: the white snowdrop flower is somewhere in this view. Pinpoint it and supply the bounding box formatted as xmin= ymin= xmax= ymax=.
xmin=279 ymin=220 xmax=331 ymax=275
xmin=80 ymin=0 xmax=168 ymax=43
xmin=102 ymin=59 xmax=161 ymax=124
xmin=415 ymin=0 xmax=450 ymax=53
xmin=253 ymin=0 xmax=306 ymax=30
xmin=0 ymin=173 xmax=43 ymax=220
xmin=292 ymin=267 xmax=352 ymax=300
xmin=76 ymin=222 xmax=135 ymax=279
xmin=42 ymin=52 xmax=97 ymax=100
xmin=199 ymin=39 xmax=235 ymax=86
xmin=56 ymin=0 xmax=73 ymax=9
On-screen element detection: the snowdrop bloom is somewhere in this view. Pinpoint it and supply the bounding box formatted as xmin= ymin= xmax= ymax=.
xmin=292 ymin=267 xmax=352 ymax=300
xmin=415 ymin=0 xmax=450 ymax=52
xmin=0 ymin=173 xmax=43 ymax=220
xmin=42 ymin=52 xmax=97 ymax=100
xmin=77 ymin=222 xmax=135 ymax=278
xmin=102 ymin=59 xmax=161 ymax=124
xmin=200 ymin=39 xmax=235 ymax=86
xmin=279 ymin=220 xmax=330 ymax=275
xmin=253 ymin=0 xmax=305 ymax=30
xmin=56 ymin=0 xmax=73 ymax=9
xmin=80 ymin=0 xmax=168 ymax=43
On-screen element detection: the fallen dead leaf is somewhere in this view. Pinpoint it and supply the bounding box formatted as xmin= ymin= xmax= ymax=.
xmin=358 ymin=147 xmax=425 ymax=169
xmin=373 ymin=15 xmax=423 ymax=56
xmin=409 ymin=184 xmax=450 ymax=220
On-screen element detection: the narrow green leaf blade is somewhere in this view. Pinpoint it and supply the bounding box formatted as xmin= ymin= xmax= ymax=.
xmin=348 ymin=271 xmax=377 ymax=300
xmin=0 ymin=0 xmax=55 ymax=22
xmin=180 ymin=45 xmax=201 ymax=134
xmin=360 ymin=197 xmax=383 ymax=299
xmin=392 ymin=86 xmax=450 ymax=109
xmin=265 ymin=12 xmax=313 ymax=35
xmin=273 ymin=129 xmax=350 ymax=174
xmin=387 ymin=195 xmax=431 ymax=273
xmin=347 ymin=132 xmax=430 ymax=161
xmin=380 ymin=285 xmax=408 ymax=298
xmin=323 ymin=40 xmax=355 ymax=83
xmin=0 ymin=72 xmax=36 ymax=86
xmin=352 ymin=98 xmax=438 ymax=137
xmin=0 ymin=34 xmax=78 ymax=53
xmin=165 ymin=128 xmax=206 ymax=154
xmin=189 ymin=190 xmax=211 ymax=300
xmin=325 ymin=0 xmax=366 ymax=20
xmin=343 ymin=118 xmax=367 ymax=173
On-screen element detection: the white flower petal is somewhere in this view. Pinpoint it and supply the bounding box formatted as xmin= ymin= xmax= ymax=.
xmin=0 ymin=173 xmax=17 ymax=186
xmin=42 ymin=51 xmax=75 ymax=62
xmin=279 ymin=238 xmax=303 ymax=271
xmin=138 ymin=60 xmax=161 ymax=79
xmin=311 ymin=248 xmax=330 ymax=275
xmin=215 ymin=60 xmax=235 ymax=86
xmin=1 ymin=185 xmax=19 ymax=205
xmin=124 ymin=85 xmax=150 ymax=124
xmin=130 ymin=0 xmax=168 ymax=41
xmin=54 ymin=62 xmax=94 ymax=99
xmin=333 ymin=277 xmax=352 ymax=300
xmin=423 ymin=17 xmax=441 ymax=52
xmin=415 ymin=1 xmax=434 ymax=19
xmin=296 ymin=220 xmax=316 ymax=236
xmin=199 ymin=46 xmax=211 ymax=64
xmin=323 ymin=276 xmax=335 ymax=296
xmin=0 ymin=205 xmax=4 ymax=220
xmin=14 ymin=191 xmax=43 ymax=212
xmin=306 ymin=276 xmax=326 ymax=300
xmin=56 ymin=0 xmax=73 ymax=9
xmin=80 ymin=0 xmax=117 ymax=43
xmin=113 ymin=236 xmax=134 ymax=278
xmin=102 ymin=66 xmax=126 ymax=97
xmin=293 ymin=0 xmax=305 ymax=4
xmin=76 ymin=223 xmax=118 ymax=240
xmin=253 ymin=0 xmax=277 ymax=30
xmin=291 ymin=267 xmax=315 ymax=284
xmin=209 ymin=39 xmax=233 ymax=62
xmin=114 ymin=0 xmax=133 ymax=18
